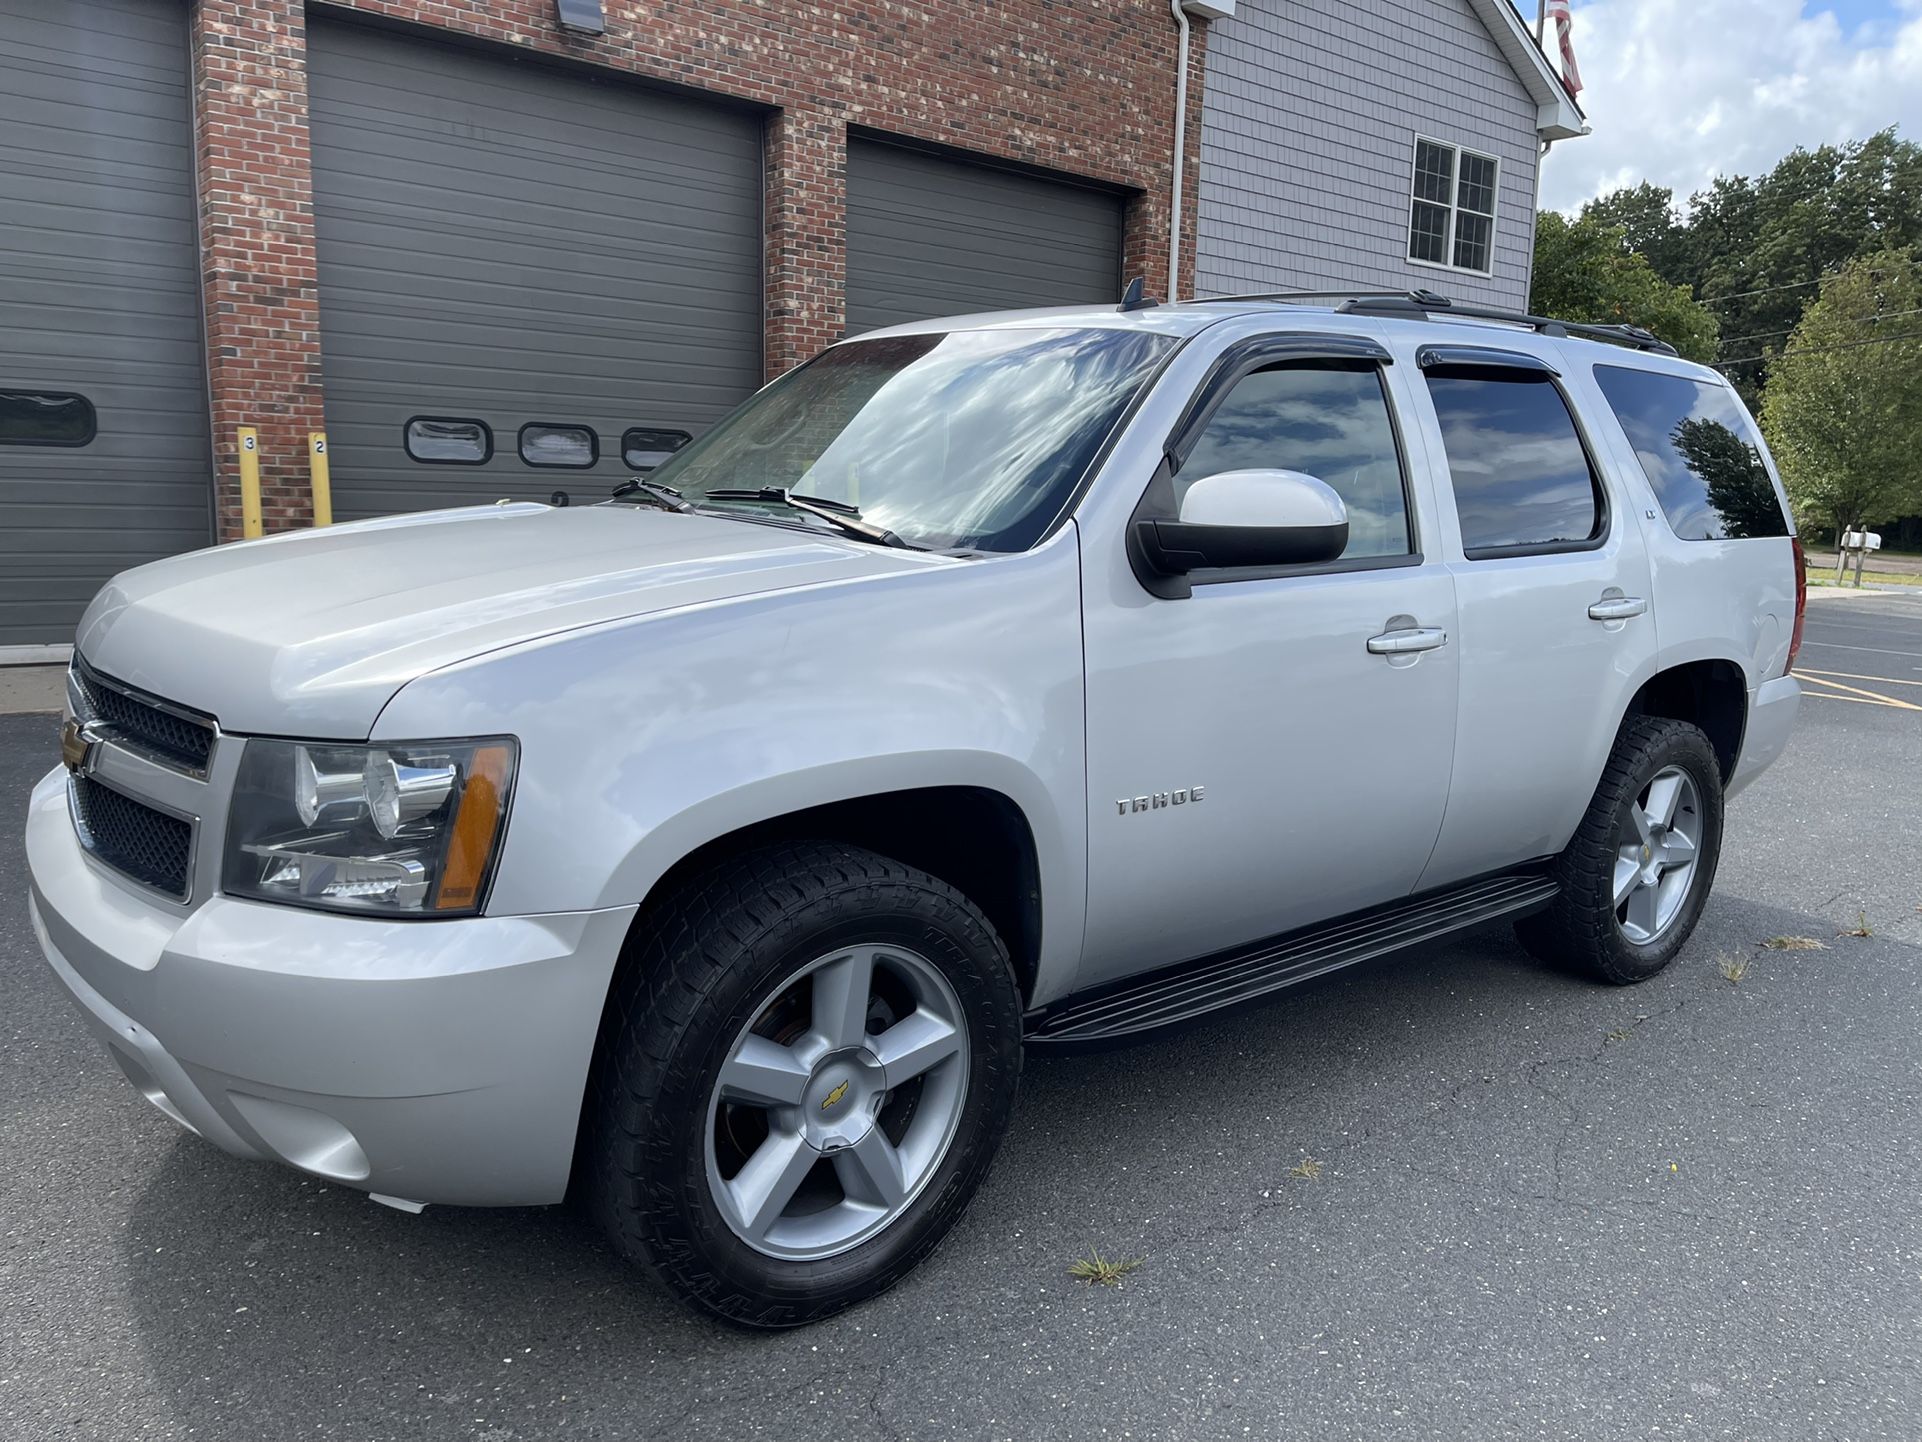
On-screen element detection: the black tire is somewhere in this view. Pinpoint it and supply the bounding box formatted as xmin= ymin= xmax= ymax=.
xmin=1516 ymin=715 xmax=1725 ymax=985
xmin=582 ymin=840 xmax=1024 ymax=1328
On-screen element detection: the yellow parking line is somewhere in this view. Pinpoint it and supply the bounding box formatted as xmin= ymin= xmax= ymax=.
xmin=1796 ymin=673 xmax=1922 ymax=711
xmin=1804 ymin=690 xmax=1903 ymax=709
xmin=1796 ymin=667 xmax=1922 ymax=689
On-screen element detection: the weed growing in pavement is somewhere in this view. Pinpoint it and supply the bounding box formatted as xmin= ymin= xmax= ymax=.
xmin=1717 ymin=952 xmax=1751 ymax=984
xmin=1839 ymin=911 xmax=1874 ymax=938
xmin=1289 ymin=1156 xmax=1324 ymax=1180
xmin=1605 ymin=1027 xmax=1633 ymax=1042
xmin=1763 ymin=936 xmax=1827 ymax=950
xmin=1067 ymin=1244 xmax=1143 ymax=1287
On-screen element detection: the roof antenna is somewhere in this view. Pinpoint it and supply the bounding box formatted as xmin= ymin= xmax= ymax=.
xmin=1118 ymin=276 xmax=1158 ymax=312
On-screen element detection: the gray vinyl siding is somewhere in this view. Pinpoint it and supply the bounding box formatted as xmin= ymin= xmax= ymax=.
xmin=1196 ymin=0 xmax=1540 ymax=309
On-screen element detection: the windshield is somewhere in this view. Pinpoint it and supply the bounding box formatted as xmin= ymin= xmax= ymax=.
xmin=644 ymin=326 xmax=1177 ymax=551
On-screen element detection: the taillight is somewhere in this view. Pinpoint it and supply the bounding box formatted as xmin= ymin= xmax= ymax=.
xmin=1786 ymin=536 xmax=1808 ymax=674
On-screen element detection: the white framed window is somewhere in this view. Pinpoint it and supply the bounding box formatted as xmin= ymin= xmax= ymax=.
xmin=1407 ymin=137 xmax=1498 ymax=276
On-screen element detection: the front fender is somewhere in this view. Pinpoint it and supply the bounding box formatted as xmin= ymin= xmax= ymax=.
xmin=373 ymin=539 xmax=1090 ymax=1003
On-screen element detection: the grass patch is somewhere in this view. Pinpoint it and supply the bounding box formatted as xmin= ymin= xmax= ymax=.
xmin=1839 ymin=911 xmax=1874 ymax=938
xmin=1067 ymin=1244 xmax=1143 ymax=1288
xmin=1289 ymin=1156 xmax=1324 ymax=1181
xmin=1806 ymin=573 xmax=1917 ymax=590
xmin=1717 ymin=952 xmax=1751 ymax=984
xmin=1763 ymin=935 xmax=1827 ymax=951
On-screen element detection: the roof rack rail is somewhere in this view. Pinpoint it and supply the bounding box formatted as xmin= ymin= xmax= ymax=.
xmin=1187 ymin=287 xmax=1679 ymax=357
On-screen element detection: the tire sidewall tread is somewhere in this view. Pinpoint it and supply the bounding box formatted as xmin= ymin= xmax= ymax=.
xmin=583 ymin=840 xmax=1023 ymax=1328
xmin=1520 ymin=715 xmax=1726 ymax=985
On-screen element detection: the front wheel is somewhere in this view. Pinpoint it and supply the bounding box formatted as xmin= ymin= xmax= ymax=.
xmin=1517 ymin=716 xmax=1725 ymax=984
xmin=583 ymin=842 xmax=1024 ymax=1327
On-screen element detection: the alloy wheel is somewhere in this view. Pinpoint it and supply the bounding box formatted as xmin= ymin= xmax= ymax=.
xmin=1613 ymin=764 xmax=1702 ymax=945
xmin=704 ymin=944 xmax=969 ymax=1261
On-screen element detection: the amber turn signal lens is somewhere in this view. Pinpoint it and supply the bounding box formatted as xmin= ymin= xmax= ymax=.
xmin=434 ymin=743 xmax=514 ymax=911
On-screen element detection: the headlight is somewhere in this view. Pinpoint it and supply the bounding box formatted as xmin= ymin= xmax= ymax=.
xmin=223 ymin=737 xmax=517 ymax=917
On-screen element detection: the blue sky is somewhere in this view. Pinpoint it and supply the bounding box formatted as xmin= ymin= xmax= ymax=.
xmin=1535 ymin=0 xmax=1922 ymax=211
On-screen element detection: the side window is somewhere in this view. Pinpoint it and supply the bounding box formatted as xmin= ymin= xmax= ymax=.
xmin=1425 ymin=369 xmax=1602 ymax=556
xmin=1179 ymin=362 xmax=1413 ymax=560
xmin=1592 ymin=365 xmax=1789 ymax=540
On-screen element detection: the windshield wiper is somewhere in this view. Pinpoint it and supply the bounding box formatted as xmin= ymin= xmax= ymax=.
xmin=609 ymin=478 xmax=693 ymax=512
xmin=700 ymin=487 xmax=912 ymax=548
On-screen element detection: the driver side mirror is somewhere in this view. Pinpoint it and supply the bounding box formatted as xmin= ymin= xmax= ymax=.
xmin=1134 ymin=468 xmax=1349 ymax=577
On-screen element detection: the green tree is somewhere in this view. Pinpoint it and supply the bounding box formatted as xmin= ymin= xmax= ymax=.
xmin=1530 ymin=211 xmax=1719 ymax=361
xmin=1581 ymin=181 xmax=1691 ymax=284
xmin=1696 ymin=129 xmax=1922 ymax=402
xmin=1759 ymin=248 xmax=1922 ymax=538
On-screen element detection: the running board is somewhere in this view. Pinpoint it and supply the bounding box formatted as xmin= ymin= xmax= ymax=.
xmin=1025 ymin=871 xmax=1559 ymax=1048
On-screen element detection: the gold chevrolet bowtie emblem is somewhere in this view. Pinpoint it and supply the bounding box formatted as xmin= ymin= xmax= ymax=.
xmin=60 ymin=717 xmax=97 ymax=776
xmin=821 ymin=1080 xmax=850 ymax=1111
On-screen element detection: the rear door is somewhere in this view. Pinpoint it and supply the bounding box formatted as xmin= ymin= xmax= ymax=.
xmin=1406 ymin=341 xmax=1658 ymax=889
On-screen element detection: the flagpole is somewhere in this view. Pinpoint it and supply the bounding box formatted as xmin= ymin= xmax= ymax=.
xmin=1535 ymin=0 xmax=1546 ymax=42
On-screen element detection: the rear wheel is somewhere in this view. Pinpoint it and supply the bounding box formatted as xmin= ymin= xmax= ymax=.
xmin=1517 ymin=716 xmax=1725 ymax=984
xmin=584 ymin=841 xmax=1023 ymax=1327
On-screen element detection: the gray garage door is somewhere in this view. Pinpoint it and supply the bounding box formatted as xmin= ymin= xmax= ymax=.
xmin=0 ymin=0 xmax=212 ymax=648
xmin=307 ymin=21 xmax=764 ymax=518
xmin=844 ymin=140 xmax=1125 ymax=335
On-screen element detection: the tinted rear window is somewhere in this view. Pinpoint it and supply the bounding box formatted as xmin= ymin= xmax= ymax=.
xmin=1426 ymin=370 xmax=1602 ymax=555
xmin=1593 ymin=366 xmax=1788 ymax=540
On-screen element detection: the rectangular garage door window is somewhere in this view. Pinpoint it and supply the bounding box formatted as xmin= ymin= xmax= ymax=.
xmin=405 ymin=417 xmax=492 ymax=465
xmin=520 ymin=423 xmax=598 ymax=469
xmin=622 ymin=428 xmax=693 ymax=472
xmin=0 ymin=390 xmax=95 ymax=447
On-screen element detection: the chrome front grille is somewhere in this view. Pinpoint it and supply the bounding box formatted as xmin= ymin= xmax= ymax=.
xmin=70 ymin=658 xmax=215 ymax=776
xmin=70 ymin=774 xmax=195 ymax=899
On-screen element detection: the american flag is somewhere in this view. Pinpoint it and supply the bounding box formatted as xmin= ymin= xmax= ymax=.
xmin=1546 ymin=0 xmax=1583 ymax=97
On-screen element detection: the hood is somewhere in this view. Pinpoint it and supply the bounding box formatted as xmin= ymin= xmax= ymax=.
xmin=76 ymin=503 xmax=939 ymax=737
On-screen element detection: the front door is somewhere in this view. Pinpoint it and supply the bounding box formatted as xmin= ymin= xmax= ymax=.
xmin=1077 ymin=348 xmax=1459 ymax=989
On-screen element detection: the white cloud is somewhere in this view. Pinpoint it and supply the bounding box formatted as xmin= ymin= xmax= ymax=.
xmin=1538 ymin=0 xmax=1922 ymax=213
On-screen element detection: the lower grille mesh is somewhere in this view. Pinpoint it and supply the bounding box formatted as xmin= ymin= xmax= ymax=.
xmin=72 ymin=776 xmax=193 ymax=898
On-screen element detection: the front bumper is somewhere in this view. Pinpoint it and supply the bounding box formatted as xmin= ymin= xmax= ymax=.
xmin=1727 ymin=674 xmax=1801 ymax=801
xmin=25 ymin=766 xmax=635 ymax=1207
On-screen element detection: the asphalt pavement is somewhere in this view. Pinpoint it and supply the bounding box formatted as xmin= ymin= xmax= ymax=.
xmin=3 ymin=595 xmax=1918 ymax=1441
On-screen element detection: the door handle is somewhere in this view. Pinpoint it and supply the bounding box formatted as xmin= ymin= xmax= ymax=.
xmin=1366 ymin=626 xmax=1448 ymax=655
xmin=1588 ymin=595 xmax=1648 ymax=621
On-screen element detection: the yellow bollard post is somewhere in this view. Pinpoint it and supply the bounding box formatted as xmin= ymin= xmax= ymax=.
xmin=308 ymin=431 xmax=333 ymax=527
xmin=237 ymin=426 xmax=263 ymax=540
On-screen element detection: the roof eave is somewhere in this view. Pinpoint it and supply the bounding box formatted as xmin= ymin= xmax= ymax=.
xmin=1463 ymin=0 xmax=1591 ymax=141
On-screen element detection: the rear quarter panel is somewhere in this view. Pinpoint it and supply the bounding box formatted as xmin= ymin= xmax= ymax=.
xmin=1553 ymin=350 xmax=1798 ymax=690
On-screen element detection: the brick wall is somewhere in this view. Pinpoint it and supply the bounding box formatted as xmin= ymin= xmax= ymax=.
xmin=190 ymin=0 xmax=1209 ymax=537
xmin=192 ymin=0 xmax=327 ymax=539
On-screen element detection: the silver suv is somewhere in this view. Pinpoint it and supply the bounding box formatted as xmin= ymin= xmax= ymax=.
xmin=25 ymin=290 xmax=1804 ymax=1326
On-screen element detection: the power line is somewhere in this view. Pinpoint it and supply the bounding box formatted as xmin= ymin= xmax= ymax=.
xmin=1702 ymin=268 xmax=1900 ymax=310
xmin=1716 ymin=327 xmax=1922 ymax=368
xmin=1718 ymin=305 xmax=1922 ymax=348
xmin=1700 ymin=277 xmax=1825 ymax=307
